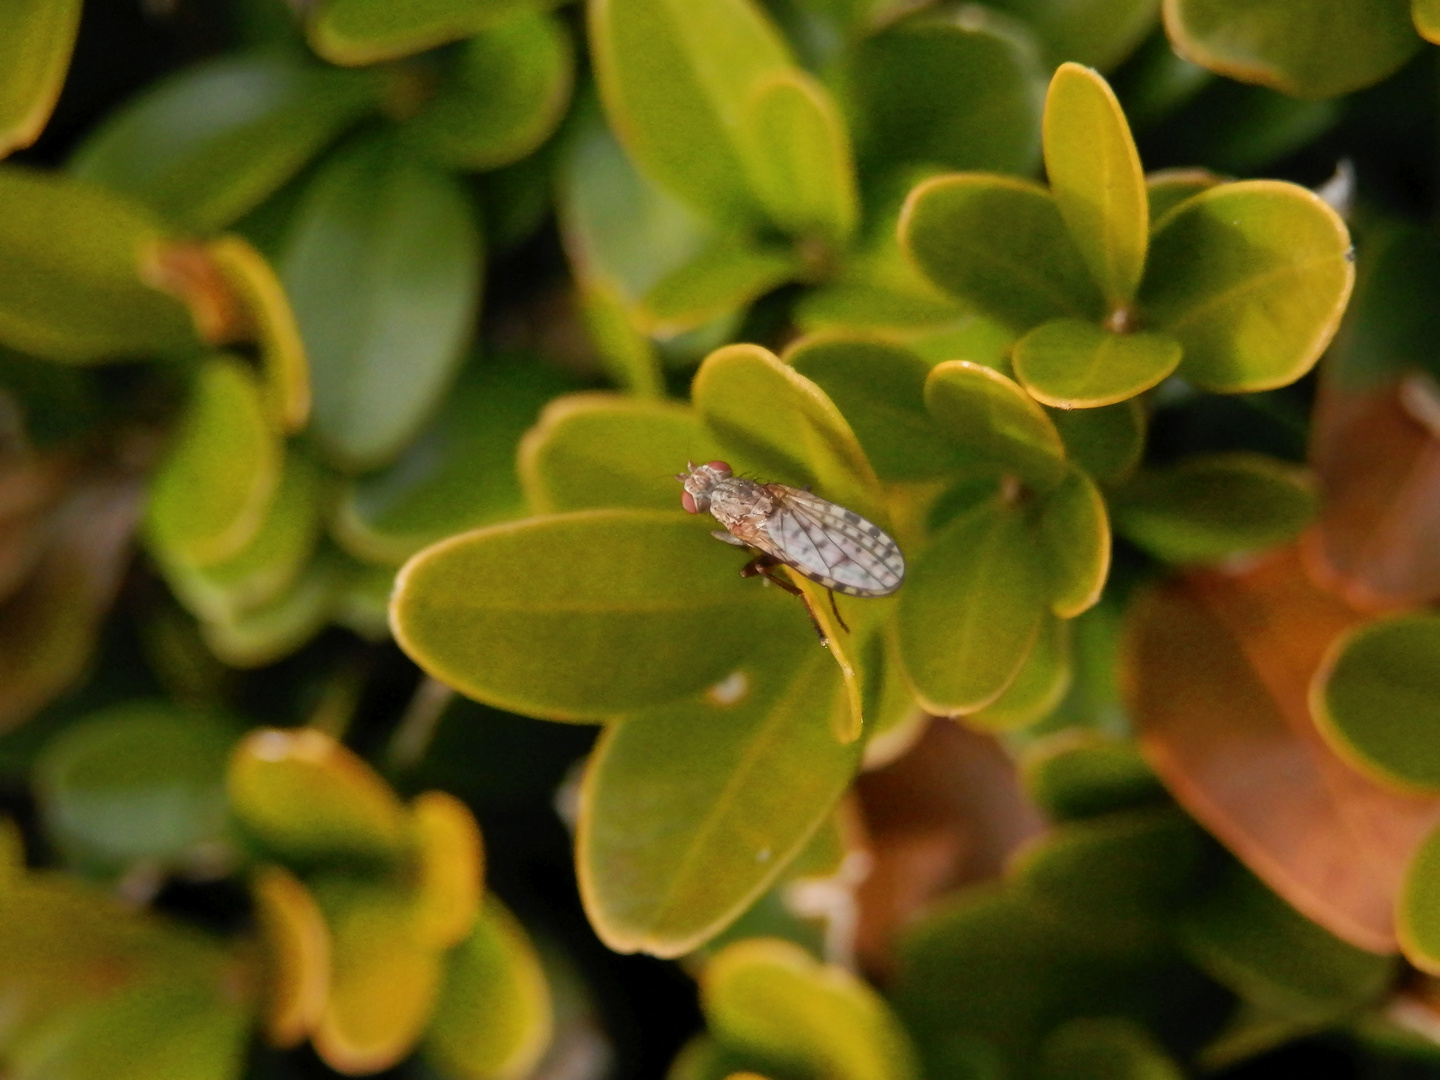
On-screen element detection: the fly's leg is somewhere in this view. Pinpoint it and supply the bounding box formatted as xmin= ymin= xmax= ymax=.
xmin=827 ymin=589 xmax=850 ymax=634
xmin=741 ymin=555 xmax=832 ymax=645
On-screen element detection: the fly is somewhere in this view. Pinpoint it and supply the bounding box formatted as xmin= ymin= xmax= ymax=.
xmin=677 ymin=460 xmax=904 ymax=635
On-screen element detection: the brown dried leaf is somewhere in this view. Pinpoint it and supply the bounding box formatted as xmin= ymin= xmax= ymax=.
xmin=1124 ymin=546 xmax=1440 ymax=953
xmin=1304 ymin=372 xmax=1440 ymax=611
xmin=854 ymin=719 xmax=1045 ymax=976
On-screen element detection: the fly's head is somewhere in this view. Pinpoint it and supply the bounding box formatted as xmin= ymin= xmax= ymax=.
xmin=677 ymin=460 xmax=733 ymax=514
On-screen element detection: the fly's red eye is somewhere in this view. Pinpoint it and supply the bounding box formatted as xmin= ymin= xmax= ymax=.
xmin=706 ymin=460 xmax=731 ymax=473
xmin=681 ymin=491 xmax=698 ymax=514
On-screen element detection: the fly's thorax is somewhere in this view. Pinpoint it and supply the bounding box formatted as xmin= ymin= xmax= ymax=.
xmin=707 ymin=476 xmax=774 ymax=532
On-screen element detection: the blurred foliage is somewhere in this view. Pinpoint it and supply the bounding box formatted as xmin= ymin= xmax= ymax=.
xmin=7 ymin=1 xmax=1440 ymax=1078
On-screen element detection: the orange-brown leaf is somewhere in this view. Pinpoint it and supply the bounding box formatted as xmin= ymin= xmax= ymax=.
xmin=1123 ymin=546 xmax=1440 ymax=953
xmin=1304 ymin=373 xmax=1440 ymax=611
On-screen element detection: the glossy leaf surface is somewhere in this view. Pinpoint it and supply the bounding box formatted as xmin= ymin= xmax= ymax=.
xmin=1164 ymin=0 xmax=1419 ymax=98
xmin=1140 ymin=181 xmax=1353 ymax=392
xmin=228 ymin=727 xmax=408 ymax=863
xmin=840 ymin=9 xmax=1045 ymax=179
xmin=1039 ymin=466 xmax=1110 ymax=617
xmin=0 ymin=168 xmax=194 ymax=362
xmin=589 ymin=0 xmax=792 ymax=224
xmin=924 ymin=361 xmax=1067 ymax=491
xmin=281 ymin=134 xmax=482 ymax=470
xmin=70 ymin=54 xmax=378 ymax=232
xmin=738 ymin=71 xmax=858 ymax=246
xmin=0 ymin=0 xmax=81 ymax=157
xmin=404 ymin=10 xmax=573 ymax=172
xmin=1314 ymin=614 xmax=1440 ymax=791
xmin=1014 ymin=319 xmax=1180 ymax=409
xmin=579 ymin=617 xmax=857 ymax=956
xmin=901 ymin=175 xmax=1104 ymax=333
xmin=693 ymin=344 xmax=883 ymax=519
xmin=312 ymin=877 xmax=441 ymax=1074
xmin=1043 ymin=63 xmax=1147 ymax=308
xmin=35 ymin=700 xmax=234 ymax=872
xmin=1112 ymin=452 xmax=1317 ymax=563
xmin=424 ymin=895 xmax=553 ymax=1080
xmin=145 ymin=356 xmax=282 ymax=567
xmin=520 ymin=393 xmax=720 ymax=513
xmin=897 ymin=496 xmax=1047 ymax=715
xmin=392 ymin=510 xmax=792 ymax=720
xmin=309 ymin=0 xmax=541 ymax=64
xmin=784 ymin=335 xmax=953 ymax=482
xmin=703 ymin=938 xmax=920 ymax=1080
xmin=337 ymin=356 xmax=571 ymax=563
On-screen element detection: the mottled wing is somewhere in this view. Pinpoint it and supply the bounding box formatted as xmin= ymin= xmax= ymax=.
xmin=759 ymin=486 xmax=905 ymax=596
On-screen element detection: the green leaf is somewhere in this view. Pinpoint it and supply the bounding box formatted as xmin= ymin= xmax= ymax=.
xmin=892 ymin=886 xmax=1223 ymax=1078
xmin=1047 ymin=398 xmax=1146 ymax=483
xmin=519 ymin=394 xmax=722 ymax=514
xmin=901 ymin=175 xmax=1104 ymax=333
xmin=310 ymin=876 xmax=444 ymax=1074
xmin=1043 ymin=63 xmax=1148 ymax=309
xmin=839 ymin=8 xmax=1044 ymax=179
xmin=641 ymin=235 xmax=802 ymax=333
xmin=0 ymin=873 xmax=253 ymax=1080
xmin=199 ymin=549 xmax=340 ymax=668
xmin=1419 ymin=0 xmax=1440 ymax=42
xmin=159 ymin=444 xmax=323 ymax=622
xmin=984 ymin=0 xmax=1159 ymax=70
xmin=578 ymin=622 xmax=857 ymax=956
xmin=281 ymin=133 xmax=482 ymax=470
xmin=693 ymin=344 xmax=884 ymax=520
xmin=403 ymin=10 xmax=574 ymax=172
xmin=0 ymin=167 xmax=195 ymax=362
xmin=1012 ymin=806 xmax=1211 ymax=952
xmin=1146 ymin=168 xmax=1222 ymax=224
xmin=0 ymin=0 xmax=81 ymax=157
xmin=1140 ymin=180 xmax=1353 ymax=392
xmin=1178 ymin=859 xmax=1397 ymax=1022
xmin=336 ymin=355 xmax=574 ymax=564
xmin=34 ymin=700 xmax=235 ymax=872
xmin=69 ymin=54 xmax=379 ymax=232
xmin=1020 ymin=734 xmax=1168 ymax=821
xmin=784 ymin=334 xmax=955 ymax=482
xmin=203 ymin=235 xmax=312 ymax=433
xmin=1165 ymin=0 xmax=1420 ymax=98
xmin=309 ymin=0 xmax=545 ymax=64
xmin=1038 ymin=466 xmax=1110 ymax=617
xmin=228 ymin=726 xmax=408 ymax=863
xmin=424 ymin=895 xmax=553 ymax=1080
xmin=1313 ymin=614 xmax=1440 ymax=791
xmin=391 ymin=509 xmax=797 ymax=720
xmin=1400 ymin=820 xmax=1440 ymax=973
xmin=738 ymin=71 xmax=858 ymax=246
xmin=557 ymin=102 xmax=792 ymax=354
xmin=897 ymin=496 xmax=1047 ymax=714
xmin=1013 ymin=319 xmax=1180 ymax=409
xmin=1111 ymin=452 xmax=1317 ymax=563
xmin=1038 ymin=1018 xmax=1183 ymax=1080
xmin=702 ymin=938 xmax=920 ymax=1080
xmin=145 ymin=355 xmax=283 ymax=567
xmin=588 ymin=0 xmax=793 ymax=224
xmin=967 ymin=614 xmax=1072 ymax=731
xmin=924 ymin=361 xmax=1067 ymax=491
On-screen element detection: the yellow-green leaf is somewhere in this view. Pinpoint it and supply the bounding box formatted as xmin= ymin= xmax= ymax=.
xmin=1139 ymin=180 xmax=1353 ymax=393
xmin=0 ymin=0 xmax=81 ymax=157
xmin=1013 ymin=318 xmax=1180 ymax=409
xmin=1043 ymin=63 xmax=1148 ymax=309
